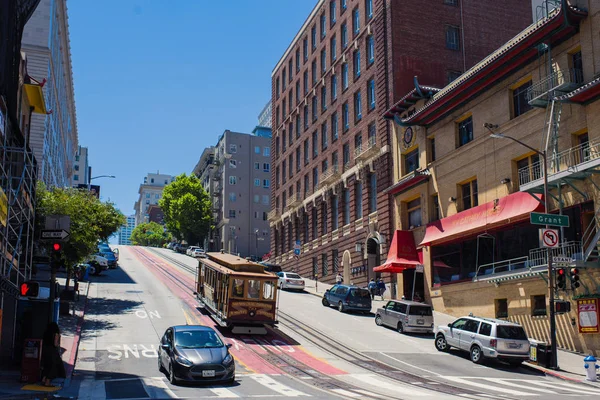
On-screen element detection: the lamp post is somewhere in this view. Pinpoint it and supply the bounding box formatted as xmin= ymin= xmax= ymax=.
xmin=487 ymin=125 xmax=557 ymax=370
xmin=88 ymin=175 xmax=116 ymax=191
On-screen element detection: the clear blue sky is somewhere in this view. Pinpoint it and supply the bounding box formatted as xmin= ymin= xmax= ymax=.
xmin=68 ymin=0 xmax=316 ymax=216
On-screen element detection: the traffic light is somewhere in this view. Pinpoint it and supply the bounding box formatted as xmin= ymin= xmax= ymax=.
xmin=554 ymin=300 xmax=571 ymax=314
xmin=556 ymin=268 xmax=566 ymax=290
xmin=50 ymin=242 xmax=62 ymax=270
xmin=570 ymin=267 xmax=581 ymax=289
xmin=52 ymin=242 xmax=61 ymax=252
xmin=20 ymin=281 xmax=39 ymax=297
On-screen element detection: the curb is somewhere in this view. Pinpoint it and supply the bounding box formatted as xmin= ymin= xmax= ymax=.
xmin=523 ymin=361 xmax=600 ymax=387
xmin=63 ymin=281 xmax=91 ymax=388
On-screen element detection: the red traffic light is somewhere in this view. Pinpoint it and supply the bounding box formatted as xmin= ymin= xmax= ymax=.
xmin=557 ymin=268 xmax=566 ymax=275
xmin=52 ymin=243 xmax=61 ymax=251
xmin=20 ymin=281 xmax=39 ymax=297
xmin=570 ymin=268 xmax=579 ymax=275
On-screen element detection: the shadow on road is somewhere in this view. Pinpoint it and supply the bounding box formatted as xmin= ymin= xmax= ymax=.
xmin=90 ymin=266 xmax=137 ymax=285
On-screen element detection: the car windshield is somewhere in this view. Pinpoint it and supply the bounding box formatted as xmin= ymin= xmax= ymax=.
xmin=349 ymin=288 xmax=371 ymax=299
xmin=408 ymin=306 xmax=432 ymax=316
xmin=496 ymin=325 xmax=528 ymax=340
xmin=175 ymin=330 xmax=224 ymax=348
xmin=286 ymin=273 xmax=301 ymax=279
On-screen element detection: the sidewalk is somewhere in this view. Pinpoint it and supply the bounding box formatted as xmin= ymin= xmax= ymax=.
xmin=0 ymin=270 xmax=91 ymax=399
xmin=299 ymin=277 xmax=600 ymax=387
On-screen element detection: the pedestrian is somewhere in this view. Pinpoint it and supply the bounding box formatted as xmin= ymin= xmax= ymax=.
xmin=41 ymin=322 xmax=65 ymax=387
xmin=336 ymin=272 xmax=343 ymax=285
xmin=377 ymin=279 xmax=386 ymax=300
xmin=367 ymin=279 xmax=377 ymax=300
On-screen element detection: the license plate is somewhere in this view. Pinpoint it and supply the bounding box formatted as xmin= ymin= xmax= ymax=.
xmin=417 ymin=319 xmax=424 ymax=325
xmin=507 ymin=343 xmax=522 ymax=349
xmin=202 ymin=370 xmax=216 ymax=377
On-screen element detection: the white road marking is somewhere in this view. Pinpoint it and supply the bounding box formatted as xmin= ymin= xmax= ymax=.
xmin=443 ymin=376 xmax=537 ymax=397
xmin=249 ymin=374 xmax=310 ymax=397
xmin=348 ymin=374 xmax=430 ymax=396
xmin=527 ymin=379 xmax=600 ymax=394
xmin=353 ymin=389 xmax=388 ymax=399
xmin=209 ymin=387 xmax=240 ymax=398
xmin=141 ymin=377 xmax=177 ymax=398
xmin=378 ymin=352 xmax=443 ymax=376
xmin=330 ymin=388 xmax=361 ymax=398
xmin=481 ymin=378 xmax=556 ymax=394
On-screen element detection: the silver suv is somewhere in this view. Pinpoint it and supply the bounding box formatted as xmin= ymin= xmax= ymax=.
xmin=434 ymin=315 xmax=530 ymax=366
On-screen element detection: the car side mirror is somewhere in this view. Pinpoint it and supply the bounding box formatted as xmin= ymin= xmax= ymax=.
xmin=226 ymin=343 xmax=232 ymax=349
xmin=325 ymin=289 xmax=330 ymax=292
xmin=161 ymin=343 xmax=170 ymax=350
xmin=448 ymin=323 xmax=452 ymax=328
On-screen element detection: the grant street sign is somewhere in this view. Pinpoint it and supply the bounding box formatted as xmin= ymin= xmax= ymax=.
xmin=530 ymin=212 xmax=570 ymax=227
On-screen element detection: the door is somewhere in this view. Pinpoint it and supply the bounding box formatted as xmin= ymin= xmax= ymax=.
xmin=459 ymin=319 xmax=481 ymax=350
xmin=446 ymin=318 xmax=468 ymax=348
xmin=327 ymin=285 xmax=339 ymax=302
xmin=381 ymin=301 xmax=396 ymax=326
xmin=160 ymin=329 xmax=172 ymax=369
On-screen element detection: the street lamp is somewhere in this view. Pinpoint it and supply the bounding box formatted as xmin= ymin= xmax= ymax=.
xmin=487 ymin=124 xmax=558 ymax=370
xmin=89 ymin=175 xmax=116 ymax=191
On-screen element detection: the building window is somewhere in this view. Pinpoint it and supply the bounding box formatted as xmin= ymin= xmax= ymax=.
xmin=322 ymin=122 xmax=328 ymax=150
xmin=321 ymin=87 xmax=327 ymax=111
xmin=313 ymin=167 xmax=319 ymax=192
xmin=312 ymin=96 xmax=318 ymax=121
xmin=331 ymin=75 xmax=337 ymax=102
xmin=341 ymin=0 xmax=347 ymax=11
xmin=229 ymin=159 xmax=237 ymax=169
xmin=343 ymin=188 xmax=351 ymax=225
xmin=295 ymin=81 xmax=300 ymax=105
xmin=320 ymin=14 xmax=326 ymax=38
xmin=368 ymin=122 xmax=376 ymax=143
xmin=229 ymin=176 xmax=237 ymax=185
xmin=343 ymin=102 xmax=349 ymax=131
xmin=512 ymin=80 xmax=533 ymax=118
xmin=229 ymin=210 xmax=236 ymax=218
xmin=230 ymin=193 xmax=237 ymax=202
xmin=304 ymin=140 xmax=309 ymax=165
xmin=311 ymin=25 xmax=317 ymax=50
xmin=404 ymin=148 xmax=419 ymax=174
xmin=352 ymin=8 xmax=360 ymax=35
xmin=444 ymin=0 xmax=458 ymax=5
xmin=368 ymin=79 xmax=375 ymax=110
xmin=446 ymin=25 xmax=460 ymax=50
xmin=254 ymin=194 xmax=260 ymax=203
xmin=428 ymin=137 xmax=436 ymax=162
xmin=354 ymin=51 xmax=361 ymax=79
xmin=516 ymin=154 xmax=541 ymax=185
xmin=304 ymin=106 xmax=309 ymax=130
xmin=276 ymin=78 xmax=280 ymax=99
xmin=369 ymin=173 xmax=377 ymax=213
xmin=282 ymin=132 xmax=286 ymax=152
xmin=532 ymin=295 xmax=547 ymax=316
xmin=263 ymin=163 xmax=270 ymax=172
xmin=343 ymin=143 xmax=350 ymax=170
xmin=322 ymin=253 xmax=329 ymax=276
xmin=495 ymin=298 xmax=508 ymax=319
xmin=296 ymin=48 xmax=300 ymax=72
xmin=282 ymin=68 xmax=287 ymax=89
xmin=341 ymin=23 xmax=348 ymax=48
xmin=461 ymin=179 xmax=478 ymax=211
xmin=367 ymin=35 xmax=374 ymax=64
xmin=407 ymin=197 xmax=422 ymax=228
xmin=254 ymin=178 xmax=260 ymax=186
xmin=355 ymin=181 xmax=363 ymax=219
xmin=342 ymin=63 xmax=349 ymax=90
xmin=330 ymin=1 xmax=337 ymax=24
xmin=264 ymin=147 xmax=270 ymax=156
xmin=296 ymin=114 xmax=301 ymax=138
xmin=571 ymin=51 xmax=583 ymax=84
xmin=74 ymin=164 xmax=79 ymax=171
xmin=332 ymin=195 xmax=339 ymax=230
xmin=289 ymin=155 xmax=293 ymax=178
xmin=457 ymin=116 xmax=473 ymax=147
xmin=431 ymin=194 xmax=440 ymax=222
xmin=229 ymin=144 xmax=237 ymax=153
xmin=366 ymin=0 xmax=373 ymax=19
xmin=322 ymin=202 xmax=328 ymax=235
xmin=312 ymin=131 xmax=319 ymax=158
xmin=332 ymin=112 xmax=339 ymax=141
xmin=303 ymin=70 xmax=309 ymax=95
xmin=321 ymin=48 xmax=327 ymax=75
xmin=447 ymin=70 xmax=461 ymax=83
xmin=354 ymin=91 xmax=362 ymax=122
xmin=146 ymin=193 xmax=150 ymax=198
xmin=296 ymin=147 xmax=301 ymax=171
xmin=312 ymin=60 xmax=317 ymax=84
xmin=262 ymin=195 xmax=269 ymax=205
xmin=331 ymin=36 xmax=337 ymax=61
xmin=263 ymin=179 xmax=270 ymax=188
xmin=74 ymin=174 xmax=79 ymax=181
xmin=303 ymin=37 xmax=308 ymax=62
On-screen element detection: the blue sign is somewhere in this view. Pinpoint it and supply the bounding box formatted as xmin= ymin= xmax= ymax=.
xmin=294 ymin=240 xmax=301 ymax=255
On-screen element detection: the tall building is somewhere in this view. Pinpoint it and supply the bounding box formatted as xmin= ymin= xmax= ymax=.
xmin=21 ymin=0 xmax=78 ymax=188
xmin=118 ymin=215 xmax=135 ymax=245
xmin=198 ymin=130 xmax=272 ymax=257
xmin=71 ymin=146 xmax=90 ymax=187
xmin=258 ymin=101 xmax=272 ymax=128
xmin=269 ymin=0 xmax=532 ymax=287
xmin=133 ymin=173 xmax=173 ymax=226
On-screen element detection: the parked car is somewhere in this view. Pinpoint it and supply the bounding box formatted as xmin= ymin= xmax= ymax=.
xmin=176 ymin=245 xmax=189 ymax=254
xmin=322 ymin=285 xmax=372 ymax=313
xmin=375 ymin=300 xmax=434 ymax=334
xmin=101 ymin=251 xmax=118 ymax=269
xmin=186 ymin=246 xmax=200 ymax=256
xmin=434 ymin=315 xmax=530 ymax=366
xmin=85 ymin=254 xmax=108 ymax=275
xmin=158 ymin=325 xmax=235 ymax=384
xmin=192 ymin=248 xmax=207 ymax=258
xmin=277 ymin=272 xmax=305 ymax=291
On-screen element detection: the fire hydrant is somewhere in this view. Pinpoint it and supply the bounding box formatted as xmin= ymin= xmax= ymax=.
xmin=584 ymin=355 xmax=599 ymax=382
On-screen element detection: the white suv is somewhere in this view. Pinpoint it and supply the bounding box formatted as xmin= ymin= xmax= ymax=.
xmin=434 ymin=315 xmax=530 ymax=366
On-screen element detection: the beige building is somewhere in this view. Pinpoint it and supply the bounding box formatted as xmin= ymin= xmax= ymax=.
xmin=133 ymin=173 xmax=174 ymax=226
xmin=383 ymin=1 xmax=600 ymax=355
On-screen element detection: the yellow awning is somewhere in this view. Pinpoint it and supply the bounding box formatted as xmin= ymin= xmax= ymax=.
xmin=23 ymin=83 xmax=47 ymax=114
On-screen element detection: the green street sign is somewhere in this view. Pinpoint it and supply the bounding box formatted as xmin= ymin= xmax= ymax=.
xmin=530 ymin=212 xmax=570 ymax=227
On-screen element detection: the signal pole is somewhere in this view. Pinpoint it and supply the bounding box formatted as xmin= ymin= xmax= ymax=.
xmin=48 ymin=242 xmax=61 ymax=323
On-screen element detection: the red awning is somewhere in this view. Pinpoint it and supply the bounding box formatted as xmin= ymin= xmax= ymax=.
xmin=374 ymin=231 xmax=450 ymax=273
xmin=420 ymin=192 xmax=543 ymax=246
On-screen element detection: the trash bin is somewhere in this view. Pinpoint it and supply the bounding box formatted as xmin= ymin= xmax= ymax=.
xmin=529 ymin=339 xmax=541 ymax=365
xmin=530 ymin=340 xmax=552 ymax=368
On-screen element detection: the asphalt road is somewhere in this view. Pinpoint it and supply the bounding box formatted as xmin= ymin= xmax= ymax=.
xmin=71 ymin=246 xmax=600 ymax=400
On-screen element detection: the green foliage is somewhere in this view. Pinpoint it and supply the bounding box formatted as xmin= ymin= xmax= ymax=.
xmin=130 ymin=222 xmax=170 ymax=247
xmin=159 ymin=173 xmax=212 ymax=245
xmin=35 ymin=182 xmax=126 ymax=266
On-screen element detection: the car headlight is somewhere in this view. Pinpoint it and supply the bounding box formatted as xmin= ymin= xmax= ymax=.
xmin=223 ymin=353 xmax=233 ymax=365
xmin=175 ymin=355 xmax=193 ymax=366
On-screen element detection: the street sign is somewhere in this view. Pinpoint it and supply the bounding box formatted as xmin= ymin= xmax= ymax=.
xmin=553 ymin=256 xmax=572 ymax=266
xmin=45 ymin=215 xmax=71 ymax=231
xmin=294 ymin=240 xmax=301 ymax=256
xmin=41 ymin=230 xmax=70 ymax=240
xmin=530 ymin=212 xmax=570 ymax=227
xmin=540 ymin=228 xmax=559 ymax=248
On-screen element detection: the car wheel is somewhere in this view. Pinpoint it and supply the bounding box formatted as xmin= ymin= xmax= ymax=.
xmin=226 ymin=375 xmax=236 ymax=384
xmin=397 ymin=322 xmax=404 ymax=334
xmin=338 ymin=302 xmax=345 ymax=313
xmin=508 ymin=360 xmax=523 ymax=368
xmin=470 ymin=345 xmax=484 ymax=364
xmin=375 ymin=315 xmax=383 ymax=326
xmin=158 ymin=356 xmax=165 ymax=373
xmin=168 ymin=362 xmax=178 ymax=385
xmin=435 ymin=334 xmax=449 ymax=352
xmin=322 ymin=298 xmax=329 ymax=307
xmin=88 ymin=265 xmax=96 ymax=275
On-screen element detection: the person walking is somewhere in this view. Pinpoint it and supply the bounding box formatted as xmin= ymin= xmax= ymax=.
xmin=368 ymin=279 xmax=377 ymax=300
xmin=336 ymin=272 xmax=343 ymax=285
xmin=377 ymin=279 xmax=386 ymax=300
xmin=41 ymin=322 xmax=65 ymax=387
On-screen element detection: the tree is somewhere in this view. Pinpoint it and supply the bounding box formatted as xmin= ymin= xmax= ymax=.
xmin=130 ymin=222 xmax=169 ymax=247
xmin=160 ymin=173 xmax=212 ymax=245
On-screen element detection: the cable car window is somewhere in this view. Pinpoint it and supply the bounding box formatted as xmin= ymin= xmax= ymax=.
xmin=263 ymin=281 xmax=275 ymax=300
xmin=248 ymin=280 xmax=260 ymax=299
xmin=232 ymin=279 xmax=245 ymax=297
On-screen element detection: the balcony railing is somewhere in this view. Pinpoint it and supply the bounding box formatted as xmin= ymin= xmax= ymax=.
xmin=527 ymin=68 xmax=584 ymax=105
xmin=474 ymin=256 xmax=529 ymax=279
xmin=354 ymin=136 xmax=378 ymax=161
xmin=518 ymin=140 xmax=600 ymax=186
xmin=343 ymin=161 xmax=352 ymax=172
xmin=285 ymin=193 xmax=302 ymax=209
xmin=529 ymin=241 xmax=583 ymax=267
xmin=320 ymin=165 xmax=341 ymax=186
xmin=267 ymin=209 xmax=281 ymax=221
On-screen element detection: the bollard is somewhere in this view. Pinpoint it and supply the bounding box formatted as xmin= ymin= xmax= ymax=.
xmin=584 ymin=355 xmax=599 ymax=382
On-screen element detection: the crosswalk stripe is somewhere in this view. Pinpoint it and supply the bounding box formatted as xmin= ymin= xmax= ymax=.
xmin=330 ymin=388 xmax=361 ymax=398
xmin=249 ymin=374 xmax=310 ymax=397
xmin=443 ymin=376 xmax=537 ymax=397
xmin=209 ymin=387 xmax=240 ymax=398
xmin=142 ymin=377 xmax=177 ymax=398
xmin=527 ymin=380 xmax=600 ymax=394
xmin=481 ymin=378 xmax=556 ymax=394
xmin=348 ymin=374 xmax=430 ymax=397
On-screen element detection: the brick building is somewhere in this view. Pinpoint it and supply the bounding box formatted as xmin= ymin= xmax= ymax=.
xmin=383 ymin=1 xmax=599 ymax=354
xmin=269 ymin=0 xmax=532 ymax=288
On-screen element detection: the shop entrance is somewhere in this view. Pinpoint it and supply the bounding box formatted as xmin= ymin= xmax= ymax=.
xmin=402 ymin=268 xmax=424 ymax=302
xmin=367 ymin=238 xmax=380 ymax=281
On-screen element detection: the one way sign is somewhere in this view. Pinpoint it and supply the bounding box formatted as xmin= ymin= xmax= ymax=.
xmin=41 ymin=230 xmax=70 ymax=240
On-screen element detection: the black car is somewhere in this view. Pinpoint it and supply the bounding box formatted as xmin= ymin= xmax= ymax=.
xmin=158 ymin=325 xmax=235 ymax=385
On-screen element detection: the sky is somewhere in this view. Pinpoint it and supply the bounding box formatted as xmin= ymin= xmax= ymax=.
xmin=68 ymin=0 xmax=317 ymax=216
